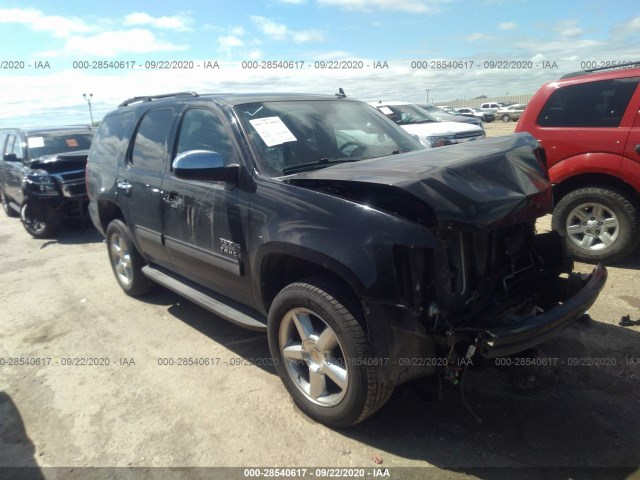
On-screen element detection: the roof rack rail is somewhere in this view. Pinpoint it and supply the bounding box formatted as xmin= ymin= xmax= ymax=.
xmin=560 ymin=61 xmax=640 ymax=79
xmin=118 ymin=91 xmax=199 ymax=107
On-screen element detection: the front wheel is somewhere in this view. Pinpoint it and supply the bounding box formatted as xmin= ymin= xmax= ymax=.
xmin=552 ymin=186 xmax=639 ymax=263
xmin=21 ymin=202 xmax=60 ymax=238
xmin=267 ymin=279 xmax=392 ymax=427
xmin=501 ymin=114 xmax=511 ymax=122
xmin=105 ymin=219 xmax=153 ymax=296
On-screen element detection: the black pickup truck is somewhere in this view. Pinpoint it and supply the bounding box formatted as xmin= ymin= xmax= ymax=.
xmin=86 ymin=92 xmax=607 ymax=427
xmin=0 ymin=126 xmax=94 ymax=237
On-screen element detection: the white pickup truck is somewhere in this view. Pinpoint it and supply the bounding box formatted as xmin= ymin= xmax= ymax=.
xmin=371 ymin=101 xmax=485 ymax=147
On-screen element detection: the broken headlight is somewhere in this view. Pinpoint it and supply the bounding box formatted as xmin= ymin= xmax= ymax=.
xmin=25 ymin=170 xmax=58 ymax=196
xmin=426 ymin=135 xmax=457 ymax=148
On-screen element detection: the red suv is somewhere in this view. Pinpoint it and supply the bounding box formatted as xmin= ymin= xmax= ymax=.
xmin=516 ymin=63 xmax=640 ymax=263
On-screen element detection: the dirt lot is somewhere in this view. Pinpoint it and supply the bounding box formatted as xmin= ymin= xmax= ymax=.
xmin=1 ymin=121 xmax=640 ymax=479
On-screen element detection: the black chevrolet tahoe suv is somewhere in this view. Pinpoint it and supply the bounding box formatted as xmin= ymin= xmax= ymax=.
xmin=0 ymin=126 xmax=94 ymax=237
xmin=87 ymin=91 xmax=607 ymax=427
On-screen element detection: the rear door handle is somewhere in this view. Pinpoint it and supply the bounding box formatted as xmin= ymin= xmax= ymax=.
xmin=635 ymin=144 xmax=640 ymax=154
xmin=162 ymin=192 xmax=182 ymax=208
xmin=116 ymin=180 xmax=132 ymax=194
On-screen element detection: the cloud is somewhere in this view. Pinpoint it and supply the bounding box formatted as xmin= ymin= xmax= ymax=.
xmin=498 ymin=22 xmax=517 ymax=30
xmin=251 ymin=16 xmax=289 ymax=39
xmin=0 ymin=7 xmax=92 ymax=38
xmin=278 ymin=0 xmax=307 ymax=3
xmin=123 ymin=12 xmax=191 ymax=31
xmin=552 ymin=19 xmax=583 ymax=38
xmin=316 ymin=0 xmax=449 ymax=13
xmin=41 ymin=29 xmax=189 ymax=57
xmin=219 ymin=35 xmax=245 ymax=49
xmin=251 ymin=16 xmax=324 ymax=43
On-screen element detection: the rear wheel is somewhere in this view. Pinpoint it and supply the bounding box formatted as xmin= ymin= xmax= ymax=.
xmin=21 ymin=201 xmax=60 ymax=238
xmin=267 ymin=279 xmax=392 ymax=427
xmin=106 ymin=219 xmax=153 ymax=296
xmin=552 ymin=186 xmax=639 ymax=263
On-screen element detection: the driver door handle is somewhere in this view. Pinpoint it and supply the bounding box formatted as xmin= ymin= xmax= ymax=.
xmin=634 ymin=144 xmax=640 ymax=154
xmin=116 ymin=180 xmax=132 ymax=194
xmin=162 ymin=192 xmax=182 ymax=208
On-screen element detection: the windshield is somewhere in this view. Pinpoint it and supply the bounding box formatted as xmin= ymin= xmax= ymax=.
xmin=376 ymin=104 xmax=439 ymax=125
xmin=234 ymin=100 xmax=423 ymax=176
xmin=27 ymin=133 xmax=94 ymax=160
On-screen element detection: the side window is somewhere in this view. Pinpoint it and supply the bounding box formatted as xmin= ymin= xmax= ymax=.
xmin=0 ymin=133 xmax=7 ymax=156
xmin=130 ymin=109 xmax=174 ymax=170
xmin=6 ymin=134 xmax=24 ymax=160
xmin=175 ymin=108 xmax=234 ymax=164
xmin=90 ymin=110 xmax=136 ymax=166
xmin=537 ymin=78 xmax=640 ymax=128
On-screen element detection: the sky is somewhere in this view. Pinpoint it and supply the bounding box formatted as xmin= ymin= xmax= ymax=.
xmin=0 ymin=0 xmax=639 ymax=126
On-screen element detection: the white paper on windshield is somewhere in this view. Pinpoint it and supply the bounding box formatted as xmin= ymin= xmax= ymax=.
xmin=27 ymin=137 xmax=45 ymax=148
xmin=379 ymin=106 xmax=394 ymax=115
xmin=249 ymin=117 xmax=297 ymax=147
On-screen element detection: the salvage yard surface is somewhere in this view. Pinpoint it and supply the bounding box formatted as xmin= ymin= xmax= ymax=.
xmin=1 ymin=121 xmax=640 ymax=479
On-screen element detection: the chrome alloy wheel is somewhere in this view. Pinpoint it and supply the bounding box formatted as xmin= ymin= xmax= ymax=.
xmin=21 ymin=203 xmax=47 ymax=234
xmin=566 ymin=202 xmax=620 ymax=251
xmin=279 ymin=308 xmax=348 ymax=407
xmin=109 ymin=232 xmax=133 ymax=286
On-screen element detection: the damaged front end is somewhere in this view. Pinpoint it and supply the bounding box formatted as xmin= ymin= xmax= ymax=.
xmin=400 ymin=225 xmax=606 ymax=365
xmin=288 ymin=133 xmax=607 ymax=385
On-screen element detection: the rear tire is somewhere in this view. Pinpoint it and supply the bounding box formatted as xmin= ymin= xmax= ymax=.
xmin=267 ymin=279 xmax=392 ymax=427
xmin=552 ymin=186 xmax=639 ymax=263
xmin=105 ymin=219 xmax=153 ymax=296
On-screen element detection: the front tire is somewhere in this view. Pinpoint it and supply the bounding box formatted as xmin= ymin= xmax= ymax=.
xmin=552 ymin=186 xmax=639 ymax=263
xmin=105 ymin=219 xmax=153 ymax=296
xmin=267 ymin=279 xmax=392 ymax=427
xmin=501 ymin=114 xmax=511 ymax=122
xmin=21 ymin=201 xmax=60 ymax=238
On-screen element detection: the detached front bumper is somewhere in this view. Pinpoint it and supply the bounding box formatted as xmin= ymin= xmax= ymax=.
xmin=477 ymin=264 xmax=607 ymax=359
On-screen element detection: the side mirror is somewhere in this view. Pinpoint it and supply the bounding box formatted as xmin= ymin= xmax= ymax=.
xmin=172 ymin=150 xmax=239 ymax=184
xmin=3 ymin=153 xmax=19 ymax=162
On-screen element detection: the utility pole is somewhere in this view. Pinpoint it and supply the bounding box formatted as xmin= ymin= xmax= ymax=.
xmin=83 ymin=93 xmax=94 ymax=125
xmin=425 ymin=88 xmax=430 ymax=103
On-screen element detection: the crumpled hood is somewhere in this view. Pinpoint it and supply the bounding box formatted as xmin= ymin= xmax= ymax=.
xmin=287 ymin=133 xmax=551 ymax=228
xmin=30 ymin=150 xmax=89 ymax=173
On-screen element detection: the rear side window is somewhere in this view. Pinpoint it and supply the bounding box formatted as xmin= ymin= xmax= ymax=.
xmin=130 ymin=109 xmax=174 ymax=171
xmin=537 ymin=78 xmax=640 ymax=127
xmin=89 ymin=110 xmax=136 ymax=165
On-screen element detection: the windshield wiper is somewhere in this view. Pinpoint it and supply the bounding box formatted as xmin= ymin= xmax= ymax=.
xmin=282 ymin=157 xmax=358 ymax=175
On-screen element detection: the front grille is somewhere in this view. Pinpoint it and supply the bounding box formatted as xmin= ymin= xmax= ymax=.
xmin=51 ymin=169 xmax=86 ymax=197
xmin=454 ymin=131 xmax=484 ymax=141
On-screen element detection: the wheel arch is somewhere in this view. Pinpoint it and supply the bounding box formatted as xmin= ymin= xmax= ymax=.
xmin=257 ymin=247 xmax=366 ymax=324
xmin=97 ymin=200 xmax=126 ymax=233
xmin=552 ymin=172 xmax=640 ymax=209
